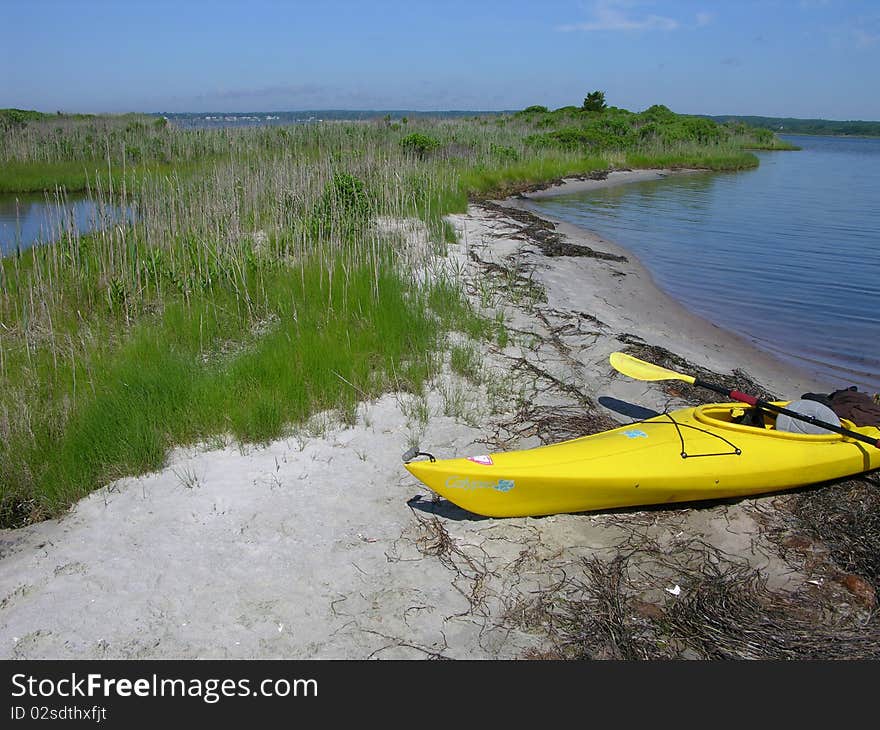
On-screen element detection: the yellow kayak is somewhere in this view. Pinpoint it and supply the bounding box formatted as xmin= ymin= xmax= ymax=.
xmin=404 ymin=402 xmax=880 ymax=517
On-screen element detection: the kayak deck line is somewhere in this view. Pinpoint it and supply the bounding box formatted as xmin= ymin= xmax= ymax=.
xmin=641 ymin=410 xmax=742 ymax=459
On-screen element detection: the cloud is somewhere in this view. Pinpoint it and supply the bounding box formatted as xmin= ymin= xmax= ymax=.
xmin=696 ymin=12 xmax=713 ymax=27
xmin=558 ymin=1 xmax=678 ymax=32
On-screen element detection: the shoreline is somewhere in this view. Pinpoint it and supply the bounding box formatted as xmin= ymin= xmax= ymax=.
xmin=517 ymin=168 xmax=701 ymax=199
xmin=506 ymin=170 xmax=834 ymax=395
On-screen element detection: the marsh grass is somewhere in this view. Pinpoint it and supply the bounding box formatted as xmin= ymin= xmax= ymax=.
xmin=625 ymin=147 xmax=758 ymax=170
xmin=450 ymin=342 xmax=483 ymax=383
xmin=0 ymin=109 xmax=790 ymax=525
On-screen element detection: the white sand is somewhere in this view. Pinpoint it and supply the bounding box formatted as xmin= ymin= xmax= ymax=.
xmin=0 ymin=172 xmax=832 ymax=659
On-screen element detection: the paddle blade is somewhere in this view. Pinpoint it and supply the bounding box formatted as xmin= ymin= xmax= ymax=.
xmin=609 ymin=352 xmax=697 ymax=384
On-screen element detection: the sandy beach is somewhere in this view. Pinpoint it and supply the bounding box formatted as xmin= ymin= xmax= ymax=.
xmin=0 ymin=171 xmax=850 ymax=660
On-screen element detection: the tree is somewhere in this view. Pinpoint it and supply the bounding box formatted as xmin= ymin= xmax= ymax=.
xmin=582 ymin=91 xmax=607 ymax=113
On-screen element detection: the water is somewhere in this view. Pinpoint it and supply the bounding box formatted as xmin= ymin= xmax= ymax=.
xmin=529 ymin=135 xmax=880 ymax=392
xmin=0 ymin=192 xmax=128 ymax=256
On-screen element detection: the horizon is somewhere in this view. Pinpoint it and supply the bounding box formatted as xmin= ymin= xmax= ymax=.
xmin=14 ymin=109 xmax=880 ymax=125
xmin=2 ymin=1 xmax=879 ymax=120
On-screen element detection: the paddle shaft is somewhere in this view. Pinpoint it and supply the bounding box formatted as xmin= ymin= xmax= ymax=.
xmin=693 ymin=378 xmax=880 ymax=449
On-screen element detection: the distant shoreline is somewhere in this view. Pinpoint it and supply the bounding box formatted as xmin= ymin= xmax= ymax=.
xmin=779 ymin=131 xmax=880 ymax=140
xmin=157 ymin=111 xmax=880 ymax=138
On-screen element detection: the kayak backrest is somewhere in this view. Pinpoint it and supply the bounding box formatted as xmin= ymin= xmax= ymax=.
xmin=775 ymin=399 xmax=842 ymax=436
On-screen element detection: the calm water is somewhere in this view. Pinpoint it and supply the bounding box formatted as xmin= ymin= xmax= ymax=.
xmin=0 ymin=192 xmax=128 ymax=256
xmin=530 ymin=135 xmax=880 ymax=392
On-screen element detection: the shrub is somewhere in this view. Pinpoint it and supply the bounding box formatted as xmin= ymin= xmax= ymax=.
xmin=310 ymin=172 xmax=372 ymax=238
xmin=400 ymin=133 xmax=441 ymax=157
xmin=526 ymin=122 xmax=636 ymax=151
xmin=680 ymin=116 xmax=724 ymax=144
xmin=489 ymin=143 xmax=519 ymax=162
xmin=639 ymin=104 xmax=677 ymax=123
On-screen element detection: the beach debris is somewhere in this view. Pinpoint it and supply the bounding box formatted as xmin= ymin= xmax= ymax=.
xmin=497 ymin=519 xmax=880 ymax=660
xmin=834 ymin=574 xmax=876 ymax=608
xmin=478 ymin=201 xmax=627 ymax=260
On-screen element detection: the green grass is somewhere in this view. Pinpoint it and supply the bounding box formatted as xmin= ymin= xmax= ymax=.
xmin=0 ymin=257 xmax=460 ymax=523
xmin=0 ymin=160 xmax=107 ymax=193
xmin=450 ymin=343 xmax=483 ymax=383
xmin=461 ymin=155 xmax=610 ymax=198
xmin=427 ymin=278 xmax=494 ymax=341
xmin=0 ymin=158 xmax=217 ymax=193
xmin=625 ymin=148 xmax=759 ymax=170
xmin=740 ymin=139 xmax=801 ymax=151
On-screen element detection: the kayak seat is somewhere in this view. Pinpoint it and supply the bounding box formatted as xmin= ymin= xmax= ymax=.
xmin=732 ymin=406 xmax=773 ymax=430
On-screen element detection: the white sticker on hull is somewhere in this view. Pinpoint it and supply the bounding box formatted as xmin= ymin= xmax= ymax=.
xmin=467 ymin=455 xmax=494 ymax=466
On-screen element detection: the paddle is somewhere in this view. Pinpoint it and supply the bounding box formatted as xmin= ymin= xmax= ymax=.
xmin=609 ymin=351 xmax=880 ymax=449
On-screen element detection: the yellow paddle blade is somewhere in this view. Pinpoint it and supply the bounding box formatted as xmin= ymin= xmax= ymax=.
xmin=609 ymin=352 xmax=696 ymax=384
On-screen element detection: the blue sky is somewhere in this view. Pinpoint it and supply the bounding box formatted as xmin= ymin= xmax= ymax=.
xmin=2 ymin=0 xmax=879 ymax=119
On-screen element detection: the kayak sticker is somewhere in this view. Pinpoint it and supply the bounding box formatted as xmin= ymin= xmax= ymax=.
xmin=445 ymin=476 xmax=515 ymax=493
xmin=623 ymin=429 xmax=649 ymax=439
xmin=467 ymin=455 xmax=494 ymax=466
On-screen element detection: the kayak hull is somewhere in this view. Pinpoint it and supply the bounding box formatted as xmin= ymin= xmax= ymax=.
xmin=404 ymin=403 xmax=880 ymax=517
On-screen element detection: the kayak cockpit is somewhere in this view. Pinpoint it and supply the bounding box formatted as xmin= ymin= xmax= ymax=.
xmin=693 ymin=402 xmax=850 ymax=442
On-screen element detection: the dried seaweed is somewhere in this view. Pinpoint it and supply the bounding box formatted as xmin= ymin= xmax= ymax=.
xmin=789 ymin=478 xmax=880 ymax=586
xmin=477 ymin=201 xmax=627 ymax=261
xmin=483 ymin=402 xmax=620 ymax=451
xmin=407 ymin=510 xmax=496 ymax=616
xmin=507 ymin=537 xmax=880 ymax=660
xmin=466 ymin=249 xmax=547 ymax=306
xmin=755 ymin=474 xmax=880 ymax=605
